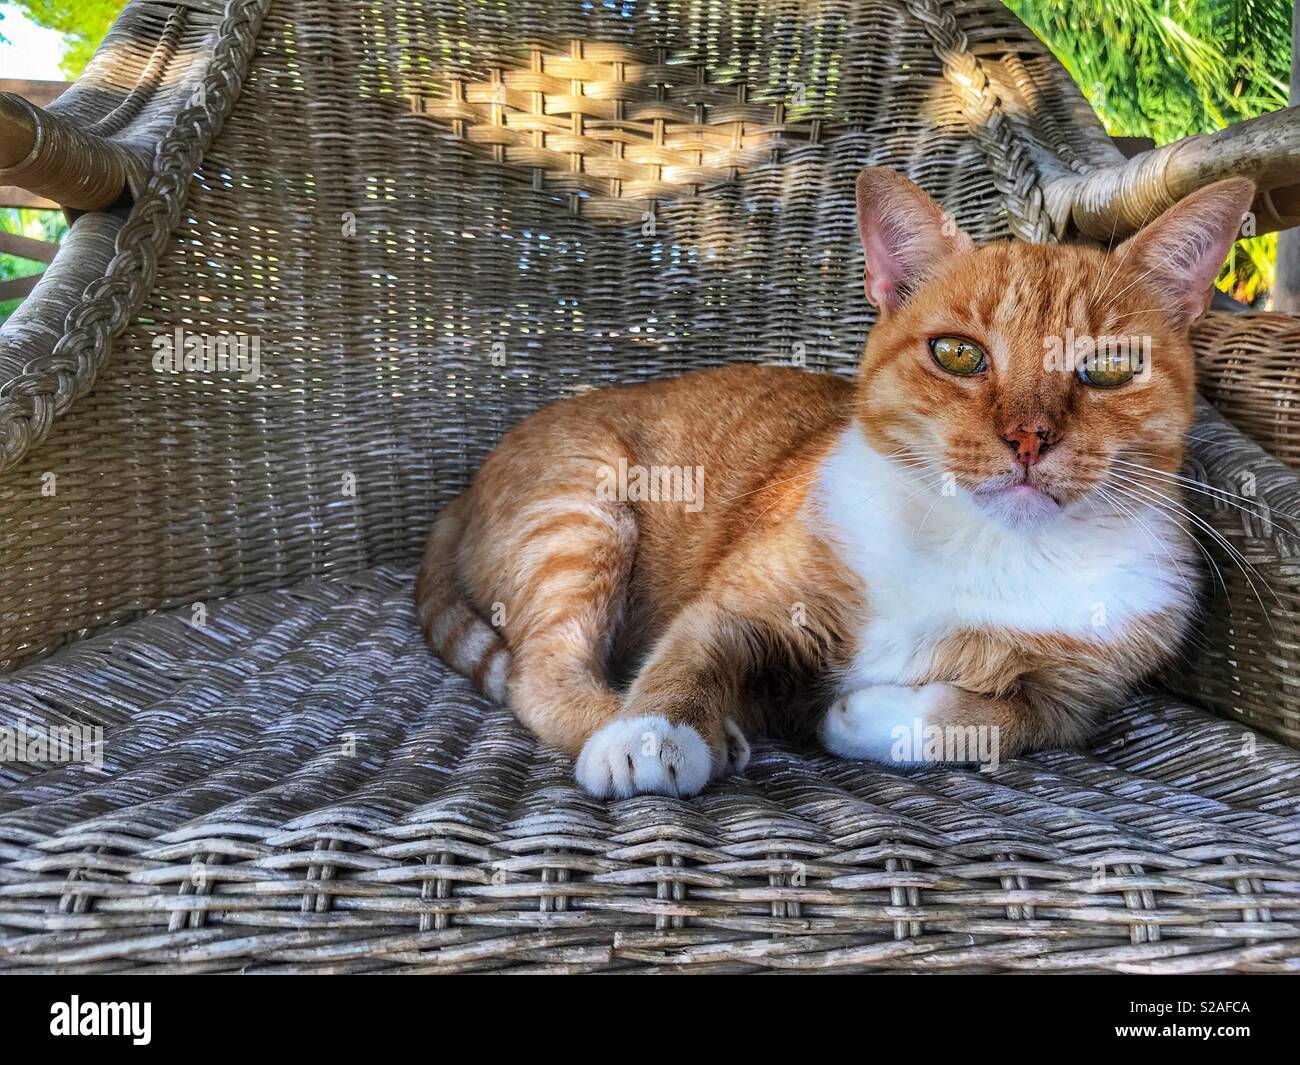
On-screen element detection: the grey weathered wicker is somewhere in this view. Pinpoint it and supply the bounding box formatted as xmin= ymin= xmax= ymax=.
xmin=1 ymin=0 xmax=1299 ymax=973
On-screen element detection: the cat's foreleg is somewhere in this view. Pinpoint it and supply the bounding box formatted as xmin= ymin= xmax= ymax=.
xmin=819 ymin=683 xmax=1031 ymax=770
xmin=575 ymin=602 xmax=753 ymax=798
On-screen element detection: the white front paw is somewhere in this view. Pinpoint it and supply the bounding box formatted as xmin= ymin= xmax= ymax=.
xmin=819 ymin=683 xmax=954 ymax=765
xmin=576 ymin=715 xmax=713 ymax=798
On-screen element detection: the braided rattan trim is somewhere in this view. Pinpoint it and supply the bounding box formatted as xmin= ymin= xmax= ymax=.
xmin=907 ymin=0 xmax=1053 ymax=243
xmin=0 ymin=0 xmax=271 ymax=473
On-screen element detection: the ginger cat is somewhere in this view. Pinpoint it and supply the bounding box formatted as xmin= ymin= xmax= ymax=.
xmin=417 ymin=168 xmax=1254 ymax=798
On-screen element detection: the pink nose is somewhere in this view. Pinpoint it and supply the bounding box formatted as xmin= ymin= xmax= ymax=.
xmin=1003 ymin=421 xmax=1058 ymax=467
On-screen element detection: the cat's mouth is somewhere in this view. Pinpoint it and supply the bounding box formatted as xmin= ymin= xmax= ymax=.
xmin=971 ymin=477 xmax=1062 ymax=524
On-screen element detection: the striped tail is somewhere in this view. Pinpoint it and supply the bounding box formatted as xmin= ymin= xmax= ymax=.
xmin=415 ymin=495 xmax=510 ymax=703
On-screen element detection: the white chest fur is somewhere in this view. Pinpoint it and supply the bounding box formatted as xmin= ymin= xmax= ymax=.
xmin=806 ymin=427 xmax=1196 ymax=691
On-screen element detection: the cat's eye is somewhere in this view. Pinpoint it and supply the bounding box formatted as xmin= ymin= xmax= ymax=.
xmin=1078 ymin=352 xmax=1138 ymax=388
xmin=930 ymin=336 xmax=986 ymax=376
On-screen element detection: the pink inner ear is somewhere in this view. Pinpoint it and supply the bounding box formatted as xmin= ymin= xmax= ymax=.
xmin=1118 ymin=179 xmax=1255 ymax=325
xmin=1144 ymin=226 xmax=1229 ymax=317
xmin=855 ymin=169 xmax=973 ymax=313
xmin=865 ymin=273 xmax=895 ymax=308
xmin=863 ymin=239 xmax=901 ymax=308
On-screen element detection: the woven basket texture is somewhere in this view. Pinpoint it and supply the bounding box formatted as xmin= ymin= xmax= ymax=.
xmin=0 ymin=0 xmax=1298 ymax=972
xmin=1194 ymin=312 xmax=1300 ymax=470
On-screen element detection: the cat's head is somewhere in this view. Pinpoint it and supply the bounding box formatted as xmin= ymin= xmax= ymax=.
xmin=852 ymin=167 xmax=1254 ymax=527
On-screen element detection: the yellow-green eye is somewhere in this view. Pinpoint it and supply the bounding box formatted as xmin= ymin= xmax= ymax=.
xmin=1078 ymin=351 xmax=1137 ymax=388
xmin=930 ymin=336 xmax=986 ymax=376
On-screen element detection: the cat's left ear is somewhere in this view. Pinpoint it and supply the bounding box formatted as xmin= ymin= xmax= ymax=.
xmin=855 ymin=168 xmax=973 ymax=312
xmin=1113 ymin=178 xmax=1256 ymax=326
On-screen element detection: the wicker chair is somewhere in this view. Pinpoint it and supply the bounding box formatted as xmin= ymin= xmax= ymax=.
xmin=1 ymin=0 xmax=1298 ymax=974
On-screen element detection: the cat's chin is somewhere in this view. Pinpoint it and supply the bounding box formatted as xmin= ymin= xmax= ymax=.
xmin=971 ymin=482 xmax=1062 ymax=527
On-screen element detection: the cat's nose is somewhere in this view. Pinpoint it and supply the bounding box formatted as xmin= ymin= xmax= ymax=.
xmin=1003 ymin=420 xmax=1058 ymax=467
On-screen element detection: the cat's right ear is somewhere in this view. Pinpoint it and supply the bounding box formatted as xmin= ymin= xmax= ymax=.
xmin=855 ymin=168 xmax=972 ymax=313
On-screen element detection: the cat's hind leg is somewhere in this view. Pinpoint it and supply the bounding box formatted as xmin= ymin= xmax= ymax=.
xmin=471 ymin=484 xmax=638 ymax=761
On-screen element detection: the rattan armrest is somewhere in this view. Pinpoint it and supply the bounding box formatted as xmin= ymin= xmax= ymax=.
xmin=0 ymin=0 xmax=266 ymax=474
xmin=1171 ymin=397 xmax=1300 ymax=748
xmin=1043 ymin=106 xmax=1300 ymax=240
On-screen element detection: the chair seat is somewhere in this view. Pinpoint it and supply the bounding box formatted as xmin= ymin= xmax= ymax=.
xmin=1 ymin=566 xmax=1298 ymax=973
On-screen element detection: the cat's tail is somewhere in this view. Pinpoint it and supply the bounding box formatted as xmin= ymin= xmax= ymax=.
xmin=415 ymin=495 xmax=510 ymax=703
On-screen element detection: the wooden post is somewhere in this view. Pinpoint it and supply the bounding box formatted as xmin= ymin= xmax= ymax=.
xmin=1275 ymin=6 xmax=1300 ymax=312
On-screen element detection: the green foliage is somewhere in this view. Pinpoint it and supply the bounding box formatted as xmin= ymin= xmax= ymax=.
xmin=3 ymin=0 xmax=128 ymax=77
xmin=0 ymin=208 xmax=67 ymax=323
xmin=1007 ymin=0 xmax=1293 ymax=303
xmin=1009 ymin=0 xmax=1290 ymax=142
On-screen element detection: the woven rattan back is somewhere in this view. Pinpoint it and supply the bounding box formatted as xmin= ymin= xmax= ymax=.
xmin=0 ymin=0 xmax=1092 ymax=665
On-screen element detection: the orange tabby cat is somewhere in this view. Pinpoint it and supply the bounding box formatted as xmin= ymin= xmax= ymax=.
xmin=417 ymin=167 xmax=1253 ymax=798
